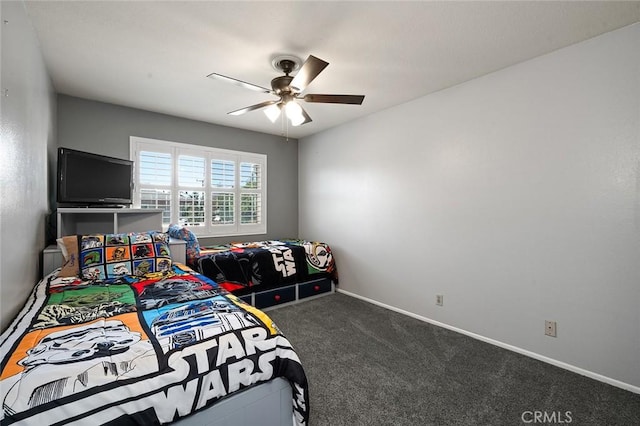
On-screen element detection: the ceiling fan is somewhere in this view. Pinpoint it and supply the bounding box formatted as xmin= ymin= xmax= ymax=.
xmin=207 ymin=55 xmax=365 ymax=127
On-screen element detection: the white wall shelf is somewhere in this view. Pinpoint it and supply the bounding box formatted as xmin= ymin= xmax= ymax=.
xmin=43 ymin=208 xmax=186 ymax=277
xmin=56 ymin=207 xmax=163 ymax=238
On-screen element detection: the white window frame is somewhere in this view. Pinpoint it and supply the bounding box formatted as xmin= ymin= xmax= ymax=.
xmin=130 ymin=136 xmax=267 ymax=237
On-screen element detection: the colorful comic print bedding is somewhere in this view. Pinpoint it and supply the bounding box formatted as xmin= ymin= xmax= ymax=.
xmin=0 ymin=265 xmax=309 ymax=425
xmin=194 ymin=239 xmax=338 ymax=294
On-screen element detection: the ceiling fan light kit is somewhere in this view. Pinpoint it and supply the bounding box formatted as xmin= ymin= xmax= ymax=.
xmin=285 ymin=101 xmax=305 ymax=126
xmin=263 ymin=103 xmax=282 ymax=123
xmin=208 ymin=54 xmax=365 ymax=127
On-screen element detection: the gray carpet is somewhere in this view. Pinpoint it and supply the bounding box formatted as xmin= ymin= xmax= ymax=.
xmin=267 ymin=292 xmax=640 ymax=426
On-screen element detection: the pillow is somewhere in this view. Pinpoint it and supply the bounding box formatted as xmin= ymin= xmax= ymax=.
xmin=56 ymin=235 xmax=80 ymax=277
xmin=167 ymin=224 xmax=200 ymax=264
xmin=79 ymin=232 xmax=172 ymax=280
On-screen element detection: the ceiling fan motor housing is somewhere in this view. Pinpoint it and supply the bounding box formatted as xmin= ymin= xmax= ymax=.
xmin=271 ymin=56 xmax=300 ymax=95
xmin=271 ymin=75 xmax=294 ymax=95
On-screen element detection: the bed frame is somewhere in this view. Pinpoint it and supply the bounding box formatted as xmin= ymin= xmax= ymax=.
xmin=192 ymin=240 xmax=337 ymax=310
xmin=235 ymin=276 xmax=335 ymax=310
xmin=175 ymin=378 xmax=293 ymax=426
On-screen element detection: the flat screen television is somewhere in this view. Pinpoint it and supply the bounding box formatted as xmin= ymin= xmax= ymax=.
xmin=57 ymin=147 xmax=134 ymax=207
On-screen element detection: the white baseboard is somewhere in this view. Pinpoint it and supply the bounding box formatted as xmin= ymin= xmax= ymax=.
xmin=336 ymin=288 xmax=640 ymax=395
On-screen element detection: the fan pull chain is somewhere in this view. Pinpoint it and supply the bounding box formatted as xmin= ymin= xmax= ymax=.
xmin=282 ymin=109 xmax=289 ymax=141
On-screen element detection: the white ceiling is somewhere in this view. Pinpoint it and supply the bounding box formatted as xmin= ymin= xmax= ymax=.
xmin=24 ymin=1 xmax=640 ymax=139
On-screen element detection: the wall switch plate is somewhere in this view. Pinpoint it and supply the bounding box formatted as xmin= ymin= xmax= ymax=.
xmin=436 ymin=294 xmax=443 ymax=306
xmin=545 ymin=320 xmax=557 ymax=337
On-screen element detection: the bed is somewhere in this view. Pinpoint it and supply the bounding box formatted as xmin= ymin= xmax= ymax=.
xmin=189 ymin=238 xmax=338 ymax=310
xmin=166 ymin=226 xmax=338 ymax=310
xmin=1 ymin=231 xmax=309 ymax=425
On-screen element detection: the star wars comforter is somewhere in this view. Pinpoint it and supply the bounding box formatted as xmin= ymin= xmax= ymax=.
xmin=0 ymin=265 xmax=309 ymax=425
xmin=194 ymin=239 xmax=338 ymax=294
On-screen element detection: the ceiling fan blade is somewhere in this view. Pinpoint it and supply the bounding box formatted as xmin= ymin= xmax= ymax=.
xmin=299 ymin=105 xmax=312 ymax=126
xmin=207 ymin=72 xmax=273 ymax=94
xmin=303 ymin=94 xmax=365 ymax=105
xmin=290 ymin=55 xmax=329 ymax=92
xmin=229 ymin=100 xmax=279 ymax=116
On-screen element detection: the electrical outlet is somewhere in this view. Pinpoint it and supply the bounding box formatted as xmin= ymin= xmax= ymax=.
xmin=436 ymin=294 xmax=443 ymax=306
xmin=545 ymin=320 xmax=557 ymax=337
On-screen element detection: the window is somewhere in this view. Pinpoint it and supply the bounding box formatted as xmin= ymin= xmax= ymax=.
xmin=130 ymin=136 xmax=267 ymax=237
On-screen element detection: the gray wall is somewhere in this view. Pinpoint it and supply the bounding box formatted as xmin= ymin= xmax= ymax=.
xmin=299 ymin=24 xmax=640 ymax=390
xmin=1 ymin=1 xmax=56 ymax=332
xmin=57 ymin=95 xmax=299 ymax=245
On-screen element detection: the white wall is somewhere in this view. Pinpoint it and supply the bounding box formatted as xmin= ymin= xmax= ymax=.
xmin=299 ymin=24 xmax=640 ymax=390
xmin=0 ymin=1 xmax=56 ymax=332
